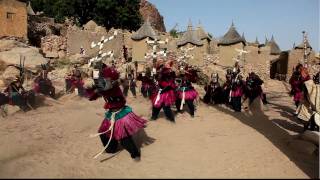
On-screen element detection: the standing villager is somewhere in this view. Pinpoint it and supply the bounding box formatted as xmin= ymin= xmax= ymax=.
xmin=203 ymin=73 xmax=224 ymax=105
xmin=175 ymin=68 xmax=199 ymax=118
xmin=121 ymin=72 xmax=137 ymax=98
xmin=85 ymin=65 xmax=147 ymax=161
xmin=289 ymin=71 xmax=305 ymax=108
xmin=150 ymin=61 xmax=176 ymax=122
xmin=245 ymin=72 xmax=265 ymax=105
xmin=230 ymin=74 xmax=245 ymax=112
xmin=137 ymin=68 xmax=156 ymax=98
xmin=222 ymin=69 xmax=234 ymax=106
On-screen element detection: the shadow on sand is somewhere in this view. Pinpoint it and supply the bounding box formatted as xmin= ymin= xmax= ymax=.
xmin=99 ymin=129 xmax=156 ymax=163
xmin=213 ymin=99 xmax=319 ymax=178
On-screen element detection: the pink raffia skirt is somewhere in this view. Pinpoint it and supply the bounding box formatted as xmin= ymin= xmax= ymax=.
xmin=151 ymin=90 xmax=176 ymax=108
xmin=177 ymin=89 xmax=198 ymax=101
xmin=98 ymin=106 xmax=147 ymax=140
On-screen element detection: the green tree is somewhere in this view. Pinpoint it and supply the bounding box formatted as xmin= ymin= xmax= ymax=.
xmin=31 ymin=0 xmax=142 ymax=31
xmin=169 ymin=29 xmax=178 ymax=38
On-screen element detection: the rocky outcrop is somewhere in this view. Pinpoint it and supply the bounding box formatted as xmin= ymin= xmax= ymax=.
xmin=139 ymin=0 xmax=166 ymax=32
xmin=0 ymin=46 xmax=47 ymax=70
xmin=27 ymin=16 xmax=62 ymax=47
xmin=41 ymin=35 xmax=67 ymax=59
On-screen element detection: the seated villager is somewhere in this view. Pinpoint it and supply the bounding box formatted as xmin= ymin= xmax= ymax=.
xmin=65 ymin=67 xmax=85 ymax=97
xmin=0 ymin=92 xmax=9 ymax=106
xmin=33 ymin=67 xmax=55 ymax=98
xmin=203 ymin=72 xmax=224 ymax=105
xmin=4 ymin=77 xmax=35 ymax=111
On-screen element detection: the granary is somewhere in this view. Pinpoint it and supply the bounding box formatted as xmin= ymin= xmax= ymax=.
xmin=0 ymin=0 xmax=28 ymax=39
xmin=195 ymin=21 xmax=212 ymax=54
xmin=131 ymin=18 xmax=159 ymax=63
xmin=217 ymin=22 xmax=246 ymax=67
xmin=176 ymin=20 xmax=204 ymax=66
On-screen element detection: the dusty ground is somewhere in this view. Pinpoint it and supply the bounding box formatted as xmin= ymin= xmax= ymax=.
xmin=0 ymin=80 xmax=318 ymax=178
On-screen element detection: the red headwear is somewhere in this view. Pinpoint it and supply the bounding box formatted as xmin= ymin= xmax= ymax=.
xmin=101 ymin=66 xmax=119 ymax=80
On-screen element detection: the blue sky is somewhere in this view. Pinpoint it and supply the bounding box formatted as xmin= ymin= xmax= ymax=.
xmin=149 ymin=0 xmax=319 ymax=52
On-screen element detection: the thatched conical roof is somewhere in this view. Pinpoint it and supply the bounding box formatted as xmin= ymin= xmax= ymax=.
xmin=177 ymin=20 xmax=203 ymax=47
xmin=196 ymin=22 xmax=212 ymax=41
xmin=267 ymin=35 xmax=281 ymax=55
xmin=131 ymin=18 xmax=158 ymax=41
xmin=265 ymin=37 xmax=269 ymax=46
xmin=242 ymin=32 xmax=246 ymax=44
xmin=218 ymin=22 xmax=246 ymax=46
xmin=27 ymin=1 xmax=35 ymax=16
xmin=295 ymin=39 xmax=312 ymax=50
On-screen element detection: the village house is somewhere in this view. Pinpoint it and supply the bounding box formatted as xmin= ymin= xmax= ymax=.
xmin=217 ymin=22 xmax=246 ymax=67
xmin=131 ymin=18 xmax=159 ymax=63
xmin=176 ymin=21 xmax=204 ymax=66
xmin=0 ymin=0 xmax=28 ymax=39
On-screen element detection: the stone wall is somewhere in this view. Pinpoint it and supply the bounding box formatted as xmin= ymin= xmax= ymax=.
xmin=178 ymin=43 xmax=205 ymax=66
xmin=28 ymin=15 xmax=61 ymax=47
xmin=0 ymin=0 xmax=27 ymax=39
xmin=287 ymin=48 xmax=316 ymax=76
xmin=41 ymin=35 xmax=67 ymax=58
xmin=218 ymin=43 xmax=244 ymax=67
xmin=66 ymin=28 xmax=124 ymax=59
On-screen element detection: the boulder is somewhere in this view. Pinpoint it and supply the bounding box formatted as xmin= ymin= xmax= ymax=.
xmin=58 ymin=50 xmax=66 ymax=58
xmin=69 ymin=54 xmax=89 ymax=65
xmin=83 ymin=20 xmax=98 ymax=31
xmin=45 ymin=51 xmax=59 ymax=58
xmin=1 ymin=66 xmax=20 ymax=85
xmin=0 ymin=47 xmax=48 ymax=70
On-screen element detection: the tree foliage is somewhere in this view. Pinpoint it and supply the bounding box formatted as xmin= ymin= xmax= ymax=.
xmin=30 ymin=0 xmax=142 ymax=31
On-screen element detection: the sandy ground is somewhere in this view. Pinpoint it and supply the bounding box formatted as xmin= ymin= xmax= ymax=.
xmin=0 ymin=80 xmax=318 ymax=178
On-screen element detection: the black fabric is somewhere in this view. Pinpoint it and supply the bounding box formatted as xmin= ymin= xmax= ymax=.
xmin=186 ymin=100 xmax=195 ymax=116
xmin=123 ymin=87 xmax=136 ymax=97
xmin=0 ymin=93 xmax=9 ymax=106
xmin=304 ymin=114 xmax=319 ymax=132
xmin=159 ymin=86 xmax=174 ymax=94
xmin=163 ymin=106 xmax=175 ymax=122
xmin=120 ymin=136 xmax=140 ymax=158
xmin=141 ymin=87 xmax=153 ymax=98
xmin=232 ymin=97 xmax=242 ymax=112
xmin=99 ymin=135 xmax=140 ymax=158
xmin=176 ymin=99 xmax=195 ymax=116
xmin=152 ymin=106 xmax=175 ymax=122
